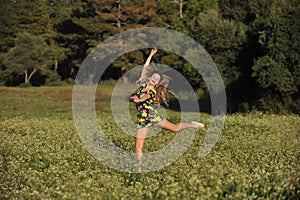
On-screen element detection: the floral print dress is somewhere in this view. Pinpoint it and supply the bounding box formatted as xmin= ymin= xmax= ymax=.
xmin=133 ymin=84 xmax=162 ymax=128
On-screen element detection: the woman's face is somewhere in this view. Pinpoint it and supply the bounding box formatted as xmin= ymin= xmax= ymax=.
xmin=149 ymin=73 xmax=161 ymax=86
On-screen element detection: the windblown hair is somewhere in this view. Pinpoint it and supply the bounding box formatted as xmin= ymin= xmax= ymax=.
xmin=154 ymin=84 xmax=175 ymax=106
xmin=152 ymin=72 xmax=176 ymax=106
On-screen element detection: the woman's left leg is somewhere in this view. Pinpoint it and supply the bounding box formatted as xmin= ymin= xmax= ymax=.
xmin=155 ymin=118 xmax=204 ymax=132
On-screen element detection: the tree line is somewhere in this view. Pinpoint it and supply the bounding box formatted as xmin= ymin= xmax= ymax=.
xmin=0 ymin=0 xmax=299 ymax=114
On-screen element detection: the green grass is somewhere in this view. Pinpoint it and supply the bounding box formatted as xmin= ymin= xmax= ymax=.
xmin=0 ymin=86 xmax=73 ymax=119
xmin=0 ymin=86 xmax=299 ymax=199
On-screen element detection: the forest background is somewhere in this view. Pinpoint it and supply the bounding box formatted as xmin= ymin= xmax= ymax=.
xmin=0 ymin=0 xmax=299 ymax=114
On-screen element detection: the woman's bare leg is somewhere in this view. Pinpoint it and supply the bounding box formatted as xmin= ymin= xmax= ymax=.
xmin=136 ymin=127 xmax=149 ymax=160
xmin=155 ymin=118 xmax=204 ymax=132
xmin=136 ymin=127 xmax=149 ymax=172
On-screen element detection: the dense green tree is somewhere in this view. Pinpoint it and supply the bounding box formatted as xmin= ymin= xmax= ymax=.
xmin=91 ymin=0 xmax=156 ymax=30
xmin=0 ymin=0 xmax=18 ymax=52
xmin=218 ymin=0 xmax=252 ymax=22
xmin=0 ymin=0 xmax=298 ymax=113
xmin=48 ymin=0 xmax=96 ymax=80
xmin=183 ymin=0 xmax=218 ymax=19
xmin=174 ymin=9 xmax=247 ymax=87
xmin=150 ymin=0 xmax=179 ymax=27
xmin=0 ymin=0 xmax=68 ymax=84
xmin=249 ymin=0 xmax=300 ymax=112
xmin=11 ymin=0 xmax=54 ymax=38
xmin=1 ymin=32 xmax=51 ymax=86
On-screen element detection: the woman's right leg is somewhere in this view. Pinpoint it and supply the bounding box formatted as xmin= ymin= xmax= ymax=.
xmin=136 ymin=127 xmax=149 ymax=171
xmin=155 ymin=118 xmax=204 ymax=132
xmin=136 ymin=127 xmax=149 ymax=160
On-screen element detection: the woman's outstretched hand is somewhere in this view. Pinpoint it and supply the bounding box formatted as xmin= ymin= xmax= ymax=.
xmin=151 ymin=47 xmax=158 ymax=55
xmin=130 ymin=95 xmax=140 ymax=103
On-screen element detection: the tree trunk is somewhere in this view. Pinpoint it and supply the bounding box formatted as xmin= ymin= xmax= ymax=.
xmin=24 ymin=68 xmax=37 ymax=84
xmin=54 ymin=59 xmax=58 ymax=71
xmin=24 ymin=71 xmax=28 ymax=84
xmin=179 ymin=0 xmax=183 ymax=18
xmin=117 ymin=0 xmax=122 ymax=28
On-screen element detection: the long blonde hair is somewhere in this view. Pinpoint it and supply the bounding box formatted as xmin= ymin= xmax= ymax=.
xmin=153 ymin=73 xmax=176 ymax=106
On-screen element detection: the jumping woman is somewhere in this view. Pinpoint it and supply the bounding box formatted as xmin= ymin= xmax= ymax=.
xmin=130 ymin=48 xmax=205 ymax=164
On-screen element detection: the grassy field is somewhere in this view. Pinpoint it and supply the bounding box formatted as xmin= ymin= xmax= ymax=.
xmin=0 ymin=86 xmax=299 ymax=199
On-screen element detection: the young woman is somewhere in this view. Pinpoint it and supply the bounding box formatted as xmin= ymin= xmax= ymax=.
xmin=130 ymin=48 xmax=205 ymax=161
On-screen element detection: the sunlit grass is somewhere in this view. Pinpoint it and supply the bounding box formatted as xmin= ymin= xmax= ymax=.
xmin=0 ymin=86 xmax=299 ymax=199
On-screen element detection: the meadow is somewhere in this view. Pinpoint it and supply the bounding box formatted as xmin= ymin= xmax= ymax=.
xmin=0 ymin=86 xmax=299 ymax=199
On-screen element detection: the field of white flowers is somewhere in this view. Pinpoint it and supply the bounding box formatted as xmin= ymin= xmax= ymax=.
xmin=0 ymin=86 xmax=299 ymax=199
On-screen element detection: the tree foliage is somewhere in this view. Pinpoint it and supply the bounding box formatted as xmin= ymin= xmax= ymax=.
xmin=1 ymin=32 xmax=50 ymax=86
xmin=0 ymin=0 xmax=299 ymax=113
xmin=248 ymin=0 xmax=299 ymax=112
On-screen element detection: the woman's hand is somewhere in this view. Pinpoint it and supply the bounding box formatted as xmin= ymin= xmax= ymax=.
xmin=131 ymin=93 xmax=151 ymax=103
xmin=143 ymin=48 xmax=158 ymax=69
xmin=151 ymin=47 xmax=157 ymax=55
xmin=130 ymin=95 xmax=140 ymax=103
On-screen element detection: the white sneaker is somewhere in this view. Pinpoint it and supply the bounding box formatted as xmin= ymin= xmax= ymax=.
xmin=191 ymin=121 xmax=205 ymax=128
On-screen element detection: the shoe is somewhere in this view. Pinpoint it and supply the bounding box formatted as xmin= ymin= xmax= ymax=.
xmin=191 ymin=121 xmax=205 ymax=128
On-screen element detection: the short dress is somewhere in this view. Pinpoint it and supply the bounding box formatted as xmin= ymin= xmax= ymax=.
xmin=133 ymin=84 xmax=162 ymax=128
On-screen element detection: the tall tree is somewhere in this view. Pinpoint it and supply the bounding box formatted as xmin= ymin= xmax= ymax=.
xmin=0 ymin=0 xmax=69 ymax=84
xmin=0 ymin=0 xmax=18 ymax=53
xmin=48 ymin=0 xmax=96 ymax=80
xmin=1 ymin=32 xmax=51 ymax=86
xmin=218 ymin=0 xmax=252 ymax=22
xmin=151 ymin=0 xmax=179 ymax=27
xmin=250 ymin=0 xmax=300 ymax=112
xmin=173 ymin=3 xmax=248 ymax=112
xmin=175 ymin=9 xmax=247 ymax=87
xmin=91 ymin=0 xmax=156 ymax=30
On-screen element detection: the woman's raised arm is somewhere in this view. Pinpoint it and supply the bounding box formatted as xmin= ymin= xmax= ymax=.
xmin=144 ymin=48 xmax=157 ymax=67
xmin=137 ymin=48 xmax=158 ymax=84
